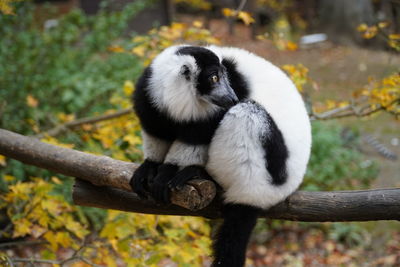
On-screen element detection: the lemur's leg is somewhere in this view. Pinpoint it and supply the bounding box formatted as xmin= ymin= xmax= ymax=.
xmin=130 ymin=130 xmax=171 ymax=198
xmin=207 ymin=100 xmax=289 ymax=267
xmin=206 ymin=100 xmax=289 ymax=208
xmin=150 ymin=141 xmax=209 ymax=203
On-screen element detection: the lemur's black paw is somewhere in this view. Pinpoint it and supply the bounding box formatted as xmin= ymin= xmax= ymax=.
xmin=168 ymin=165 xmax=212 ymax=190
xmin=149 ymin=163 xmax=179 ymax=204
xmin=130 ymin=159 xmax=160 ymax=199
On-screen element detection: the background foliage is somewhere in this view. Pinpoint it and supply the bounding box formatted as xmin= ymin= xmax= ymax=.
xmin=1 ymin=0 xmax=399 ymax=266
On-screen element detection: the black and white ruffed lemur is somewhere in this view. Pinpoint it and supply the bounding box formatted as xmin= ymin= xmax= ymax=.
xmin=130 ymin=45 xmax=312 ymax=267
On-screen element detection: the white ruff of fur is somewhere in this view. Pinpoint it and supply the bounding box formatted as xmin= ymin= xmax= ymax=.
xmin=148 ymin=45 xmax=220 ymax=122
xmin=206 ymin=46 xmax=312 ymax=209
xmin=164 ymin=140 xmax=208 ymax=167
xmin=141 ymin=130 xmax=171 ymax=162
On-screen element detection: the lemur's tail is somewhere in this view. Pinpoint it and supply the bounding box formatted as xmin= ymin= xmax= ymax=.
xmin=212 ymin=204 xmax=261 ymax=267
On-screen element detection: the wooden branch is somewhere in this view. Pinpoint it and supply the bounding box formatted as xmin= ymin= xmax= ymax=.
xmin=73 ymin=179 xmax=400 ymax=221
xmin=1 ymin=128 xmax=400 ymax=221
xmin=0 ymin=128 xmax=215 ymax=211
xmin=34 ymin=108 xmax=132 ymax=139
xmin=310 ymin=98 xmax=400 ymax=121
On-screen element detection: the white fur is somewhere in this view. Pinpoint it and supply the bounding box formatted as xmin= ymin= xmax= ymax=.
xmin=142 ymin=130 xmax=171 ymax=162
xmin=164 ymin=141 xmax=208 ymax=167
xmin=148 ymin=45 xmax=220 ymax=122
xmin=145 ymin=45 xmax=311 ymax=209
xmin=206 ymin=46 xmax=311 ymax=209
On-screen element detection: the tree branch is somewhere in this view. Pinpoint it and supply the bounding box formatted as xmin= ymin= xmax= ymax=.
xmin=7 ymin=256 xmax=103 ymax=267
xmin=34 ymin=108 xmax=132 ymax=139
xmin=0 ymin=128 xmax=215 ymax=211
xmin=310 ymin=98 xmax=400 ymax=121
xmin=1 ymin=128 xmax=400 ymax=221
xmin=73 ymin=179 xmax=400 ymax=221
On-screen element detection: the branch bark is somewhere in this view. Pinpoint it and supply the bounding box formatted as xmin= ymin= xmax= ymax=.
xmin=0 ymin=128 xmax=215 ymax=210
xmin=73 ymin=179 xmax=400 ymax=221
xmin=1 ymin=128 xmax=400 ymax=221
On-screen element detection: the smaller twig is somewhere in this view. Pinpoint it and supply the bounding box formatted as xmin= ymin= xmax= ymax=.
xmin=311 ymin=98 xmax=399 ymax=121
xmin=0 ymin=240 xmax=46 ymax=248
xmin=9 ymin=256 xmax=104 ymax=267
xmin=10 ymin=257 xmax=62 ymax=264
xmin=35 ymin=108 xmax=132 ymax=139
xmin=6 ymin=257 xmax=15 ymax=267
xmin=0 ymin=223 xmax=13 ymax=239
xmin=236 ymin=0 xmax=248 ymax=12
xmin=310 ymin=104 xmax=353 ymax=120
xmin=79 ymin=257 xmax=104 ymax=267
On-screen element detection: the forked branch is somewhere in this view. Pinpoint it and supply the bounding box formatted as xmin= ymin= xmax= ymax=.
xmin=1 ymin=128 xmax=399 ymax=221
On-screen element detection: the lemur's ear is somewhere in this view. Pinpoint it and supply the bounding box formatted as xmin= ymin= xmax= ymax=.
xmin=181 ymin=65 xmax=191 ymax=81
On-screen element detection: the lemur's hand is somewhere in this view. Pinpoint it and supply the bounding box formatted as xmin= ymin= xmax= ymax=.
xmin=168 ymin=165 xmax=212 ymax=190
xmin=149 ymin=163 xmax=179 ymax=203
xmin=130 ymin=159 xmax=160 ymax=198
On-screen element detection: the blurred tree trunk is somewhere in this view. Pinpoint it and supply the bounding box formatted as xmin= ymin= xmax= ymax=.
xmin=318 ymin=0 xmax=375 ymax=45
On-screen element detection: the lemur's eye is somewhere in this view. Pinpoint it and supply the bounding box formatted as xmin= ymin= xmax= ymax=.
xmin=211 ymin=75 xmax=219 ymax=83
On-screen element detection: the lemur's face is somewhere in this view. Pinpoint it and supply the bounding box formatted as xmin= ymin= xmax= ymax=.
xmin=149 ymin=45 xmax=239 ymax=121
xmin=177 ymin=46 xmax=239 ymax=109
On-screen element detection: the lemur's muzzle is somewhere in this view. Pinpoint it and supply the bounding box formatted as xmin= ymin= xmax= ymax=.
xmin=209 ymin=79 xmax=239 ymax=109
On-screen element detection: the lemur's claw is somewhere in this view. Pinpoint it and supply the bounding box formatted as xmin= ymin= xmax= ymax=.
xmin=168 ymin=165 xmax=212 ymax=190
xmin=151 ymin=181 xmax=171 ymax=204
xmin=149 ymin=163 xmax=179 ymax=204
xmin=130 ymin=159 xmax=160 ymax=199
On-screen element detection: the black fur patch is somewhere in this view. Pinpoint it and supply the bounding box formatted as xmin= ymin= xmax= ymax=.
xmin=133 ymin=66 xmax=225 ymax=145
xmin=261 ymin=109 xmax=289 ymax=186
xmin=212 ymin=204 xmax=260 ymax=267
xmin=176 ymin=46 xmax=220 ymax=69
xmin=168 ymin=165 xmax=212 ymax=190
xmin=221 ymin=58 xmax=249 ymax=100
xmin=133 ymin=67 xmax=176 ymax=141
xmin=130 ymin=158 xmax=160 ymax=198
xmin=177 ymin=46 xmax=222 ymax=96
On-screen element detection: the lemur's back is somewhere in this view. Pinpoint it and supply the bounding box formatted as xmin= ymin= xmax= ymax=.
xmin=208 ymin=46 xmax=312 ymax=204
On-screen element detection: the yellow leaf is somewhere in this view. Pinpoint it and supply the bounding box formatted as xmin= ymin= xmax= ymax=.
xmin=26 ymin=94 xmax=39 ymax=108
xmin=357 ymin=23 xmax=368 ymax=32
xmin=13 ymin=219 xmax=32 ymax=238
xmin=132 ymin=36 xmax=146 ymax=44
xmin=3 ymin=174 xmax=14 ymax=182
xmin=286 ymin=41 xmax=298 ymax=51
xmin=0 ymin=0 xmax=15 ymax=15
xmin=10 ymin=182 xmax=33 ymax=200
xmin=81 ymin=123 xmax=92 ymax=131
xmin=51 ymin=176 xmax=62 ymax=185
xmin=389 ymin=34 xmax=400 ymax=40
xmin=123 ymin=135 xmax=141 ymax=146
xmin=237 ymin=11 xmax=255 ymax=25
xmin=363 ymin=26 xmax=378 ymax=39
xmin=38 ymin=212 xmax=50 ymax=228
xmin=325 ymin=100 xmax=337 ymax=110
xmin=107 ymin=45 xmax=125 ymax=53
xmin=378 ymin=22 xmax=389 ymax=28
xmin=41 ymin=136 xmax=75 ymax=149
xmin=193 ymin=20 xmax=203 ymax=28
xmin=41 ymin=199 xmax=62 ymax=215
xmin=132 ymin=46 xmax=146 ymax=57
xmin=222 ymin=8 xmax=234 ymax=17
xmin=170 ymin=22 xmax=185 ymax=31
xmin=31 ymin=225 xmax=47 ymax=238
xmin=55 ymin=232 xmax=72 ymax=248
xmin=256 ymin=34 xmax=268 ymax=40
xmin=123 ymin=80 xmax=134 ymax=96
xmin=57 ymin=112 xmax=75 ymax=123
xmin=44 ymin=231 xmax=58 ymax=251
xmin=0 ymin=155 xmax=6 ymax=166
xmin=65 ymin=217 xmax=88 ymax=239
